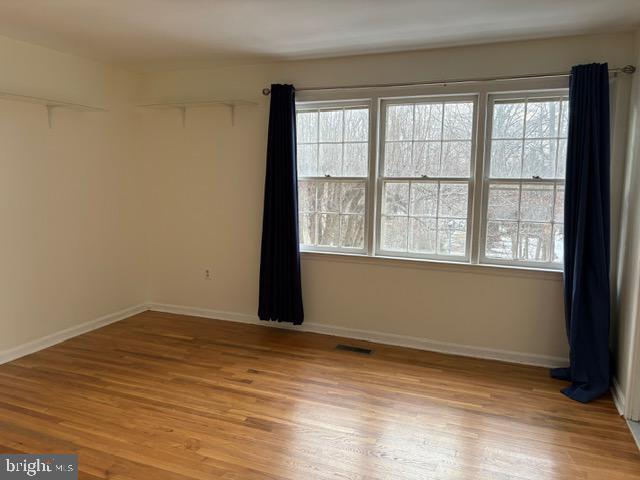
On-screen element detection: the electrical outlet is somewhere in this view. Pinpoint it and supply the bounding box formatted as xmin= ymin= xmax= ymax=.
xmin=204 ymin=268 xmax=212 ymax=280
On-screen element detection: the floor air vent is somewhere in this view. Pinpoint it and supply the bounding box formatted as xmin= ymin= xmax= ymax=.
xmin=336 ymin=344 xmax=373 ymax=355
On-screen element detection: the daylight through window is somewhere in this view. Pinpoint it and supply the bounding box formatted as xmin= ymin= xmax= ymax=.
xmin=296 ymin=104 xmax=370 ymax=252
xmin=378 ymin=98 xmax=475 ymax=259
xmin=483 ymin=95 xmax=568 ymax=267
xmin=296 ymin=88 xmax=568 ymax=270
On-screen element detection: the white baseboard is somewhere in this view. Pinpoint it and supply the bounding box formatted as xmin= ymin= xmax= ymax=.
xmin=612 ymin=376 xmax=627 ymax=416
xmin=627 ymin=419 xmax=640 ymax=452
xmin=0 ymin=304 xmax=149 ymax=365
xmin=0 ymin=301 xmax=568 ymax=369
xmin=148 ymin=302 xmax=568 ymax=368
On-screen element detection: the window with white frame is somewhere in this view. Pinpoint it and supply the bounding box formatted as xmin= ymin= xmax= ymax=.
xmin=482 ymin=94 xmax=568 ymax=268
xmin=296 ymin=103 xmax=370 ymax=252
xmin=378 ymin=98 xmax=475 ymax=260
xmin=295 ymin=87 xmax=568 ymax=271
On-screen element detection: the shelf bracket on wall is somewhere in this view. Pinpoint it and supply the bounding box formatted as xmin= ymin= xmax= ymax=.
xmin=179 ymin=106 xmax=187 ymax=128
xmin=137 ymin=99 xmax=257 ymax=127
xmin=0 ymin=90 xmax=108 ymax=129
xmin=46 ymin=105 xmax=55 ymax=129
xmin=227 ymin=104 xmax=235 ymax=126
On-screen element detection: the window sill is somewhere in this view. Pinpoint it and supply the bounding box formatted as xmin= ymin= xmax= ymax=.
xmin=300 ymin=250 xmax=563 ymax=281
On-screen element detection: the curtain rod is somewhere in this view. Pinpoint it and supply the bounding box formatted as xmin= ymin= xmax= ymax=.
xmin=261 ymin=64 xmax=636 ymax=95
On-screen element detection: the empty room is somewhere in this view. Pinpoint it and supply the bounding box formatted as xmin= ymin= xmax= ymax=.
xmin=2 ymin=1 xmax=640 ymax=478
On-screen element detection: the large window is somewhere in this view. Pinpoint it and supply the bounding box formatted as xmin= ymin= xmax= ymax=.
xmin=296 ymin=103 xmax=370 ymax=253
xmin=296 ymin=87 xmax=568 ymax=271
xmin=482 ymin=94 xmax=568 ymax=268
xmin=378 ymin=98 xmax=475 ymax=260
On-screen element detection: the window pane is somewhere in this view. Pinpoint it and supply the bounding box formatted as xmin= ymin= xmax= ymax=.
xmin=487 ymin=184 xmax=519 ymax=220
xmin=319 ymin=143 xmax=342 ymax=176
xmin=556 ymin=139 xmax=567 ymax=178
xmin=409 ymin=217 xmax=437 ymax=253
xmin=297 ymin=180 xmax=368 ymax=251
xmin=298 ymin=181 xmax=316 ymax=212
xmin=380 ymin=180 xmax=468 ymax=257
xmin=553 ymin=224 xmax=564 ymax=263
xmin=386 ymin=105 xmax=413 ymax=141
xmin=525 ymin=100 xmax=560 ymax=138
xmin=382 ymin=99 xmax=473 ymax=184
xmin=414 ymin=103 xmax=442 ymax=140
xmin=518 ymin=222 xmax=552 ymax=262
xmin=493 ymin=102 xmax=525 ymax=139
xmin=490 ymin=140 xmax=522 ymax=178
xmin=344 ymin=108 xmax=368 ymax=142
xmin=384 ymin=142 xmax=412 ymax=177
xmin=319 ymin=110 xmax=343 ymax=142
xmin=412 ymin=141 xmax=440 ymax=177
xmin=340 ymin=215 xmax=365 ymax=248
xmin=299 ymin=213 xmax=316 ymax=246
xmin=437 ymin=219 xmax=466 ymax=256
xmin=341 ymin=182 xmax=366 ymax=214
xmin=441 ymin=141 xmax=471 ymax=177
xmin=522 ymin=139 xmax=557 ymax=178
xmin=318 ymin=213 xmax=340 ymax=246
xmin=554 ymin=186 xmax=564 ymax=223
xmin=520 ymin=184 xmax=554 ymax=222
xmin=485 ymin=221 xmax=518 ymax=259
xmin=442 ymin=102 xmax=473 ymax=140
xmin=297 ymin=144 xmax=317 ymax=176
xmin=296 ymin=103 xmax=370 ymax=252
xmin=438 ymin=183 xmax=468 ymax=218
xmin=343 ymin=143 xmax=368 ymax=176
xmin=381 ymin=216 xmax=408 ymax=251
xmin=559 ymin=100 xmax=569 ymax=137
xmin=483 ymin=94 xmax=566 ymax=268
xmin=297 ymin=111 xmax=318 ymax=143
xmin=410 ymin=182 xmax=438 ymax=216
xmin=317 ymin=181 xmax=340 ymax=212
xmin=383 ymin=182 xmax=409 ymax=215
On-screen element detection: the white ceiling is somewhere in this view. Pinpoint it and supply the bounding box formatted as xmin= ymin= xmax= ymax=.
xmin=0 ymin=0 xmax=638 ymax=71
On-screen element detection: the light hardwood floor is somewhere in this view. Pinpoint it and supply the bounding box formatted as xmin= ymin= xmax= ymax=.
xmin=0 ymin=310 xmax=639 ymax=479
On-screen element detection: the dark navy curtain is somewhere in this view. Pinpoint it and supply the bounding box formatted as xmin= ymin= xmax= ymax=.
xmin=551 ymin=63 xmax=611 ymax=403
xmin=258 ymin=84 xmax=304 ymax=325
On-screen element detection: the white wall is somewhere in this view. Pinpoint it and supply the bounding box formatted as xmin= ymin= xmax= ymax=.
xmin=0 ymin=35 xmax=147 ymax=352
xmin=615 ymin=30 xmax=640 ymax=418
xmin=139 ymin=32 xmax=636 ymax=364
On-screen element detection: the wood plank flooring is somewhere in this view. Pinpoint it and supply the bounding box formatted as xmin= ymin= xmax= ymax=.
xmin=0 ymin=310 xmax=638 ymax=479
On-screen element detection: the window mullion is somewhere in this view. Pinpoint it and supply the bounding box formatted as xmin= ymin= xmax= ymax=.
xmin=486 ymin=178 xmax=557 ymax=186
xmin=550 ymin=182 xmax=558 ymax=263
xmin=514 ymin=100 xmax=529 ymax=261
xmin=367 ymin=97 xmax=378 ymax=256
xmin=554 ymin=98 xmax=564 ymax=179
xmin=314 ymin=181 xmax=319 ymax=245
xmin=438 ymin=103 xmax=445 ymax=176
xmin=378 ymin=176 xmax=469 ymax=182
xmin=471 ymin=92 xmax=488 ymax=264
xmin=299 ymin=176 xmax=367 ymax=181
xmin=315 ymin=110 xmax=319 ymax=175
xmin=434 ymin=181 xmax=441 ymax=254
